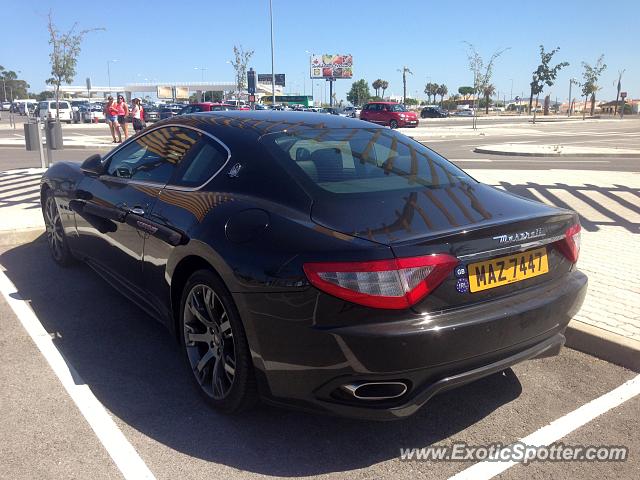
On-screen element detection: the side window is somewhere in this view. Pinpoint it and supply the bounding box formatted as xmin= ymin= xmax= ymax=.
xmin=192 ymin=105 xmax=203 ymax=112
xmin=180 ymin=106 xmax=192 ymax=114
xmin=170 ymin=137 xmax=229 ymax=188
xmin=106 ymin=126 xmax=201 ymax=184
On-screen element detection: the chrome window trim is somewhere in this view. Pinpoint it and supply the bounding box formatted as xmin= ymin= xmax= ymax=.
xmin=457 ymin=234 xmax=565 ymax=261
xmin=100 ymin=123 xmax=231 ymax=192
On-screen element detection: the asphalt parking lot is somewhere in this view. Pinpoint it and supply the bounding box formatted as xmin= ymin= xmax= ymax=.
xmin=0 ymin=237 xmax=638 ymax=480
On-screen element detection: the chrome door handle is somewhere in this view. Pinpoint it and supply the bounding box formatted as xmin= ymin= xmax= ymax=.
xmin=128 ymin=207 xmax=145 ymax=216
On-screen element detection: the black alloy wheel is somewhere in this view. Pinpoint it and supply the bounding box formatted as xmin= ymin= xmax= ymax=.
xmin=180 ymin=270 xmax=257 ymax=412
xmin=42 ymin=190 xmax=73 ymax=266
xmin=390 ymin=119 xmax=398 ymax=129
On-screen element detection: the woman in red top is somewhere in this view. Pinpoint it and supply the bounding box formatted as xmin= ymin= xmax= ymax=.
xmin=103 ymin=96 xmax=121 ymax=143
xmin=116 ymin=95 xmax=130 ymax=140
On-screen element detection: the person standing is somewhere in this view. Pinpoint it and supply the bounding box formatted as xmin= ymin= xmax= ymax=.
xmin=131 ymin=98 xmax=145 ymax=134
xmin=104 ymin=96 xmax=121 ymax=143
xmin=116 ymin=95 xmax=130 ymax=140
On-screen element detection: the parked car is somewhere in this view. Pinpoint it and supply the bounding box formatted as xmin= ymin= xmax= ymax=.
xmin=40 ymin=111 xmax=586 ymax=420
xmin=143 ymin=105 xmax=160 ymax=122
xmin=71 ymin=100 xmax=89 ymax=123
xmin=82 ymin=104 xmax=105 ymax=123
xmin=342 ymin=106 xmax=361 ymax=118
xmin=38 ymin=100 xmax=73 ymax=123
xmin=453 ymin=109 xmax=475 ymax=117
xmin=1 ymin=101 xmax=11 ymax=111
xmin=177 ymin=103 xmax=234 ymax=115
xmin=159 ymin=104 xmax=184 ymax=120
xmin=360 ymin=101 xmax=419 ymax=128
xmin=420 ymin=106 xmax=449 ymax=118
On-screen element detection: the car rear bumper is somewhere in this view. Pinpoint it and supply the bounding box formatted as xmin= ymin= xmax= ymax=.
xmin=236 ymin=270 xmax=587 ymax=420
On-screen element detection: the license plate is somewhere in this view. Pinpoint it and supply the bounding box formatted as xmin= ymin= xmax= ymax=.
xmin=468 ymin=247 xmax=549 ymax=293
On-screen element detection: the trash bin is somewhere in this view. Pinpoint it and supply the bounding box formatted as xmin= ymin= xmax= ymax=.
xmin=24 ymin=122 xmax=41 ymax=151
xmin=45 ymin=120 xmax=64 ymax=150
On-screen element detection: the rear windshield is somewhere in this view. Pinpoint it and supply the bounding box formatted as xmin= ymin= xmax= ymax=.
xmin=261 ymin=128 xmax=472 ymax=194
xmin=44 ymin=101 xmax=69 ymax=109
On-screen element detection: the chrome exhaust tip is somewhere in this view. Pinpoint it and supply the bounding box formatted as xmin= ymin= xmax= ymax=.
xmin=341 ymin=381 xmax=408 ymax=401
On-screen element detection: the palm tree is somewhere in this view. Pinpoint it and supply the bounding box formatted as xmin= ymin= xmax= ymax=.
xmin=372 ymin=79 xmax=382 ymax=98
xmin=380 ymin=80 xmax=388 ymax=99
xmin=436 ymin=84 xmax=448 ymax=106
xmin=423 ymin=83 xmax=430 ymax=103
xmin=483 ymin=84 xmax=496 ymax=114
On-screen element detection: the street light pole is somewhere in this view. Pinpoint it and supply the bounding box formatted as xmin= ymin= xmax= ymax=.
xmin=510 ymin=78 xmax=513 ymax=103
xmin=107 ymin=59 xmax=117 ymax=93
xmin=269 ymin=0 xmax=276 ymax=106
xmin=567 ymin=78 xmax=576 ymax=117
xmin=305 ymin=50 xmax=315 ymax=105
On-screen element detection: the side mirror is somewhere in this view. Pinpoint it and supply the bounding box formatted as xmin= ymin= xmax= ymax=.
xmin=81 ymin=154 xmax=103 ymax=175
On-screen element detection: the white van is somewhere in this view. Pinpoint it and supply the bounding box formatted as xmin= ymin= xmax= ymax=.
xmin=38 ymin=100 xmax=73 ymax=123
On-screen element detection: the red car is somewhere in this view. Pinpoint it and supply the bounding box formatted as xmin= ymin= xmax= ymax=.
xmin=359 ymin=101 xmax=419 ymax=128
xmin=178 ymin=102 xmax=235 ymax=115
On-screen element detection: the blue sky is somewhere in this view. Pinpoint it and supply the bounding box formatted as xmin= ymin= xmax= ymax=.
xmin=3 ymin=0 xmax=638 ymax=103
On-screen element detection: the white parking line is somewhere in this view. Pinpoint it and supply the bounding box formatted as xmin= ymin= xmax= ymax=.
xmin=448 ymin=374 xmax=640 ymax=480
xmin=0 ymin=269 xmax=156 ymax=480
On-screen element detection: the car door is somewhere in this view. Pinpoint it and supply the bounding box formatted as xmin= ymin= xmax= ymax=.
xmin=72 ymin=126 xmax=199 ymax=304
xmin=141 ymin=130 xmax=232 ymax=318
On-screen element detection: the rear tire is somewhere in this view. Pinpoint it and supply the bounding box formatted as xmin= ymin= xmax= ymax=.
xmin=179 ymin=269 xmax=258 ymax=413
xmin=390 ymin=119 xmax=398 ymax=129
xmin=42 ymin=189 xmax=74 ymax=267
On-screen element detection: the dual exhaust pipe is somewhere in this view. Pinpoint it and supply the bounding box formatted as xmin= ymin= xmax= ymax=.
xmin=341 ymin=381 xmax=408 ymax=401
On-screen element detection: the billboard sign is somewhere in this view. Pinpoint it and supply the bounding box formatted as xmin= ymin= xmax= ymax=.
xmin=310 ymin=54 xmax=353 ymax=79
xmin=258 ymin=73 xmax=286 ymax=86
xmin=157 ymin=86 xmax=173 ymax=99
xmin=175 ymin=86 xmax=189 ymax=99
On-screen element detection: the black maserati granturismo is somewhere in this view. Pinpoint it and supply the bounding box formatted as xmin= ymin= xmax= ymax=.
xmin=40 ymin=111 xmax=587 ymax=419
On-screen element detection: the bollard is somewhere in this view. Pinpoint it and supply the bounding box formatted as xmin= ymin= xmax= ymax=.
xmin=45 ymin=120 xmax=64 ymax=150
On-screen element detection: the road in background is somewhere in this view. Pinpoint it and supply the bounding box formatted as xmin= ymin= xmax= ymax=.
xmin=0 ymin=115 xmax=638 ymax=172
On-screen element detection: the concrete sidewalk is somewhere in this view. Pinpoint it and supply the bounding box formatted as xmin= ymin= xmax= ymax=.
xmin=475 ymin=143 xmax=640 ymax=157
xmin=1 ymin=167 xmax=638 ymax=370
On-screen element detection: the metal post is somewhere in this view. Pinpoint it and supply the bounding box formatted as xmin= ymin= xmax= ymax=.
xmin=510 ymin=79 xmax=513 ymax=104
xmin=107 ymin=61 xmax=111 ymax=91
xmin=35 ymin=119 xmax=46 ymax=169
xmin=567 ymin=79 xmax=572 ymax=117
xmin=329 ymin=79 xmax=333 ymax=108
xmin=269 ymin=0 xmax=276 ymax=107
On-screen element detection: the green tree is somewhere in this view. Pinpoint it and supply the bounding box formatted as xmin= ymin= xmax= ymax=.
xmin=581 ymin=54 xmax=607 ymax=118
xmin=436 ymin=84 xmax=448 ymax=106
xmin=528 ymin=45 xmax=569 ymax=120
xmin=230 ymin=45 xmax=254 ymax=96
xmin=464 ymin=42 xmax=509 ymax=123
xmin=372 ymin=79 xmax=382 ymax=97
xmin=0 ymin=66 xmax=29 ymax=101
xmin=46 ymin=12 xmax=103 ymax=120
xmin=35 ymin=90 xmax=55 ymax=101
xmin=346 ymin=79 xmax=371 ymax=106
xmin=404 ymin=97 xmax=419 ymax=105
xmin=482 ymin=84 xmax=495 ymax=114
xmin=380 ymin=80 xmax=389 ymax=99
xmin=458 ymin=86 xmax=474 ymax=99
xmin=423 ymin=82 xmax=439 ymax=104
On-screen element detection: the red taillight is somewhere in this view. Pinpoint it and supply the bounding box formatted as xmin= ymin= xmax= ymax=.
xmin=303 ymin=254 xmax=459 ymax=309
xmin=555 ymin=223 xmax=581 ymax=263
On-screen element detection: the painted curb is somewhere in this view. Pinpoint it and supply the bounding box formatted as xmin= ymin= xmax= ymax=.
xmin=566 ymin=320 xmax=640 ymax=372
xmin=473 ymin=147 xmax=640 ymax=158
